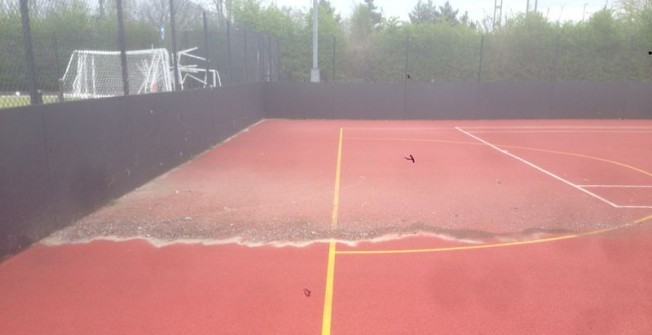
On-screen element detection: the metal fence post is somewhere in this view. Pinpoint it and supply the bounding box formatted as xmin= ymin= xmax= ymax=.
xmin=116 ymin=0 xmax=129 ymax=96
xmin=267 ymin=34 xmax=272 ymax=82
xmin=477 ymin=35 xmax=485 ymax=81
xmin=52 ymin=33 xmax=64 ymax=102
xmin=332 ymin=36 xmax=336 ymax=82
xmin=404 ymin=35 xmax=410 ymax=81
xmin=242 ymin=28 xmax=249 ymax=83
xmin=20 ymin=0 xmax=41 ymax=105
xmin=226 ymin=19 xmax=232 ymax=82
xmin=274 ymin=37 xmax=280 ymax=81
xmin=276 ymin=35 xmax=283 ymax=81
xmin=257 ymin=32 xmax=263 ymax=82
xmin=169 ymin=0 xmax=180 ymax=91
xmin=553 ymin=34 xmax=560 ymax=81
xmin=202 ymin=11 xmax=211 ymax=87
xmin=261 ymin=34 xmax=266 ymax=82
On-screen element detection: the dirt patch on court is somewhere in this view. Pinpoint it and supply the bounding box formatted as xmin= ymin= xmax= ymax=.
xmin=43 ymin=216 xmax=581 ymax=247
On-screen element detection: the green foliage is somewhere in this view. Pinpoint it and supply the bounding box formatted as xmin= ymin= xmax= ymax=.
xmin=237 ymin=0 xmax=648 ymax=83
xmin=0 ymin=95 xmax=60 ymax=109
xmin=438 ymin=1 xmax=459 ymax=25
xmin=363 ymin=0 xmax=383 ymax=27
xmin=232 ymin=0 xmax=309 ymax=80
xmin=371 ymin=24 xmax=408 ymax=81
xmin=231 ymin=0 xmax=346 ymax=81
xmin=413 ymin=23 xmax=478 ymax=81
xmin=358 ymin=5 xmax=650 ymax=83
xmin=350 ymin=4 xmax=375 ymax=43
xmin=481 ymin=12 xmax=560 ymax=81
xmin=0 ymin=1 xmax=161 ymax=91
xmin=0 ymin=9 xmax=26 ymax=91
xmin=409 ymin=1 xmax=474 ymax=28
xmin=2 ymin=0 xmax=651 ymax=93
xmin=409 ymin=0 xmax=440 ymax=24
xmin=347 ymin=3 xmax=382 ymax=81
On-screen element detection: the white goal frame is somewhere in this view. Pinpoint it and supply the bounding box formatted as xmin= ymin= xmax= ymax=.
xmin=177 ymin=47 xmax=222 ymax=89
xmin=60 ymin=48 xmax=173 ymax=99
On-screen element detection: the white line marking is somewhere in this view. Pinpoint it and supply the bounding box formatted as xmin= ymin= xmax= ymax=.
xmin=455 ymin=127 xmax=621 ymax=208
xmin=579 ymin=185 xmax=652 ymax=188
xmin=580 ymin=185 xmax=652 ymax=208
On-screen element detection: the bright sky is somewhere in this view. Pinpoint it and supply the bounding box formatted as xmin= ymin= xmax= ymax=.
xmin=271 ymin=0 xmax=615 ymax=24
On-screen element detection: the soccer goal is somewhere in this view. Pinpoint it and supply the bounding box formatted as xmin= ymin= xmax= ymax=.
xmin=60 ymin=48 xmax=173 ymax=99
xmin=177 ymin=47 xmax=222 ymax=90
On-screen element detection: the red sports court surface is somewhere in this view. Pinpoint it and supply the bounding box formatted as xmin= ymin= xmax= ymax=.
xmin=1 ymin=120 xmax=651 ymax=334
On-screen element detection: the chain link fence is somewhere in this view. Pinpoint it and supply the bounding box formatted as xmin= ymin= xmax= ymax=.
xmin=0 ymin=0 xmax=279 ymax=109
xmin=478 ymin=32 xmax=650 ymax=82
xmin=3 ymin=1 xmax=649 ymax=109
xmin=180 ymin=23 xmax=280 ymax=85
xmin=366 ymin=29 xmax=651 ymax=83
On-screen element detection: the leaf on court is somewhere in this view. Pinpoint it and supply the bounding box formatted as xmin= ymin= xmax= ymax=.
xmin=303 ymin=289 xmax=311 ymax=297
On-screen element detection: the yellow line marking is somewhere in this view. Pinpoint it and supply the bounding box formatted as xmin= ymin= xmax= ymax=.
xmin=321 ymin=240 xmax=337 ymax=335
xmin=321 ymin=128 xmax=343 ymax=335
xmin=336 ymin=215 xmax=652 ymax=255
xmin=331 ymin=128 xmax=344 ymax=230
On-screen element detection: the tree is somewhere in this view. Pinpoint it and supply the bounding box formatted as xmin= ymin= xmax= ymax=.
xmin=2 ymin=0 xmax=651 ymax=91
xmin=350 ymin=4 xmax=372 ymax=43
xmin=132 ymin=0 xmax=204 ymax=35
xmin=438 ymin=1 xmax=459 ymax=25
xmin=98 ymin=0 xmax=105 ymax=17
xmin=409 ymin=1 xmax=474 ymax=27
xmin=214 ymin=0 xmax=225 ymax=23
xmin=364 ymin=0 xmax=383 ymax=27
xmin=492 ymin=12 xmax=559 ymax=80
xmin=585 ymin=8 xmax=632 ymax=80
xmin=458 ymin=12 xmax=475 ymax=29
xmin=319 ymin=0 xmax=341 ymax=23
xmin=347 ymin=1 xmax=384 ymax=81
xmin=196 ymin=0 xmax=228 ymax=26
xmin=231 ymin=0 xmax=314 ymax=80
xmin=409 ymin=0 xmax=439 ymax=24
xmin=618 ymin=0 xmax=652 ymax=45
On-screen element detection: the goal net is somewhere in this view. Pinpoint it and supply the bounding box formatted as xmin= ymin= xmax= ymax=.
xmin=60 ymin=49 xmax=173 ymax=99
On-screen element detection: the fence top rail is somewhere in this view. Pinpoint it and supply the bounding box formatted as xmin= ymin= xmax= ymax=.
xmin=70 ymin=49 xmax=170 ymax=56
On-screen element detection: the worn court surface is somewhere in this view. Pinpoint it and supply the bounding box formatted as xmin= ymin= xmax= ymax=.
xmin=1 ymin=119 xmax=651 ymax=334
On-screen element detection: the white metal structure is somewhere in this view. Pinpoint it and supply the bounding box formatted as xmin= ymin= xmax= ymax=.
xmin=60 ymin=49 xmax=173 ymax=99
xmin=176 ymin=47 xmax=222 ymax=89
